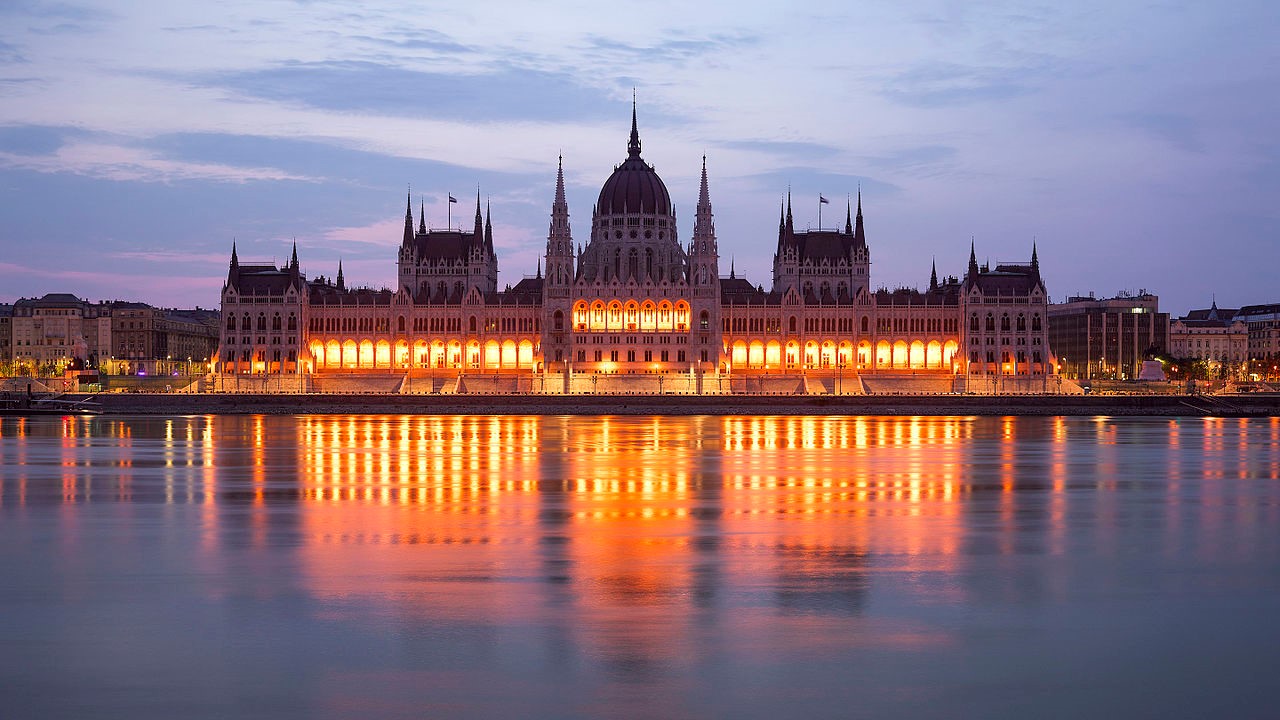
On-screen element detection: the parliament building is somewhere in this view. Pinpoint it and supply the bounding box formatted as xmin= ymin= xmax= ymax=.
xmin=218 ymin=106 xmax=1057 ymax=394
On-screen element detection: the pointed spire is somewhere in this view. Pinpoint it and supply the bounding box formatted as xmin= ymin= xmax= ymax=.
xmin=968 ymin=237 xmax=979 ymax=279
xmin=698 ymin=155 xmax=710 ymax=208
xmin=844 ymin=196 xmax=853 ymax=234
xmin=627 ymin=91 xmax=641 ymax=158
xmin=730 ymin=256 xmax=736 ymax=280
xmin=1031 ymin=238 xmax=1040 ymax=273
xmin=536 ymin=257 xmax=542 ymax=279
xmin=418 ymin=197 xmax=426 ymax=234
xmin=290 ymin=240 xmax=298 ymax=271
xmin=785 ymin=190 xmax=794 ymax=233
xmin=853 ymin=188 xmax=866 ymax=247
xmin=779 ymin=201 xmax=786 ymax=232
xmin=555 ymin=153 xmax=566 ymax=207
xmin=930 ymin=258 xmax=939 ymax=290
xmin=230 ymin=239 xmax=239 ymax=269
xmin=403 ymin=188 xmax=415 ymax=245
xmin=336 ymin=259 xmax=345 ymax=291
xmin=484 ymin=198 xmax=494 ymax=256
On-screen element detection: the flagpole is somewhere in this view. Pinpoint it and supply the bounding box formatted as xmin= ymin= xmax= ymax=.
xmin=447 ymin=192 xmax=451 ymax=230
xmin=818 ymin=194 xmax=822 ymax=231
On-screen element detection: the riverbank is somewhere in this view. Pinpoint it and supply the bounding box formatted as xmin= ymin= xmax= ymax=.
xmin=66 ymin=392 xmax=1280 ymax=417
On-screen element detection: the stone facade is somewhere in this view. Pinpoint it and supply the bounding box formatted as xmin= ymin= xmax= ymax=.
xmin=218 ymin=108 xmax=1058 ymax=393
xmin=1169 ymin=302 xmax=1248 ymax=363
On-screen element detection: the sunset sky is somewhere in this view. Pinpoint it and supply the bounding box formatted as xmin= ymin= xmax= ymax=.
xmin=1 ymin=0 xmax=1276 ymax=314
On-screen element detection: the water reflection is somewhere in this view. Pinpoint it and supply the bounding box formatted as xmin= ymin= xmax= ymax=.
xmin=2 ymin=414 xmax=1280 ymax=718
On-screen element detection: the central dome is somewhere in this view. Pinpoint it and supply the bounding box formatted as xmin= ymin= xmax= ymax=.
xmin=595 ymin=105 xmax=672 ymax=216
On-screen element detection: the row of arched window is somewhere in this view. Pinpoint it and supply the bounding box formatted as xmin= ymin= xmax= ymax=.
xmin=227 ymin=312 xmax=296 ymax=332
xmin=969 ymin=312 xmax=1042 ymax=333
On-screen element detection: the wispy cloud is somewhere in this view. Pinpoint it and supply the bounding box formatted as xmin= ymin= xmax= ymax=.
xmin=0 ymin=141 xmax=316 ymax=183
xmin=202 ymin=61 xmax=618 ymax=122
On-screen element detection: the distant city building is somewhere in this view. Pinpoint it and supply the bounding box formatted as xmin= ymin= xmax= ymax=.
xmin=219 ymin=106 xmax=1058 ymax=393
xmin=1235 ymin=303 xmax=1280 ymax=360
xmin=10 ymin=294 xmax=112 ymax=369
xmin=0 ymin=303 xmax=11 ymax=364
xmin=1048 ymin=292 xmax=1169 ymax=380
xmin=1169 ymin=301 xmax=1247 ymax=363
xmin=110 ymin=302 xmax=220 ymax=373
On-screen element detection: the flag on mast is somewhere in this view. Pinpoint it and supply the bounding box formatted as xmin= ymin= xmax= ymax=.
xmin=447 ymin=194 xmax=458 ymax=203
xmin=819 ymin=195 xmax=829 ymax=204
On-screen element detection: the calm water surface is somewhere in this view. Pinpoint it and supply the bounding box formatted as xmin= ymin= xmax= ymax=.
xmin=2 ymin=414 xmax=1279 ymax=719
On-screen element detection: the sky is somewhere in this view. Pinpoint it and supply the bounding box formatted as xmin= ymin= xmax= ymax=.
xmin=0 ymin=0 xmax=1276 ymax=315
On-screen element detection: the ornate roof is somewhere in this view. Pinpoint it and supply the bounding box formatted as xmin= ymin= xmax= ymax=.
xmin=595 ymin=103 xmax=672 ymax=216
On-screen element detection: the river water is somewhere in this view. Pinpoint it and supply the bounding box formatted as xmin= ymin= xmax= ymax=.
xmin=1 ymin=414 xmax=1278 ymax=719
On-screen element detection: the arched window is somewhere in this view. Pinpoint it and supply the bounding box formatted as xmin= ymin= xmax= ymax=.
xmin=1016 ymin=313 xmax=1026 ymax=331
xmin=469 ymin=316 xmax=477 ymax=332
xmin=1001 ymin=314 xmax=1011 ymax=332
xmin=789 ymin=316 xmax=797 ymax=333
xmin=272 ymin=313 xmax=281 ymax=331
xmin=970 ymin=313 xmax=980 ymax=332
xmin=985 ymin=313 xmax=995 ymax=332
xmin=861 ymin=316 xmax=869 ymax=333
xmin=553 ymin=310 xmax=564 ymax=331
xmin=628 ymin=248 xmax=638 ymax=280
xmin=287 ymin=314 xmax=296 ymax=331
xmin=1032 ymin=314 xmax=1042 ymax=331
xmin=243 ymin=313 xmax=251 ymax=331
xmin=257 ymin=313 xmax=267 ymax=331
xmin=699 ymin=310 xmax=709 ymax=331
xmin=397 ymin=316 xmax=405 ymax=332
xmin=645 ymin=248 xmax=654 ymax=279
xmin=227 ymin=315 xmax=236 ymax=331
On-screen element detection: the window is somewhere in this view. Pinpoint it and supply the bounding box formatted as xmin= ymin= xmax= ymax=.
xmin=553 ymin=310 xmax=564 ymax=331
xmin=985 ymin=314 xmax=995 ymax=332
xmin=227 ymin=315 xmax=236 ymax=331
xmin=1001 ymin=314 xmax=1011 ymax=332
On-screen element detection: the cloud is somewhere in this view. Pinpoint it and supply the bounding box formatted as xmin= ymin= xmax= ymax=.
xmin=1120 ymin=113 xmax=1205 ymax=153
xmin=203 ymin=61 xmax=619 ymax=122
xmin=0 ymin=140 xmax=316 ymax=183
xmin=110 ymin=250 xmax=229 ymax=264
xmin=719 ymin=139 xmax=841 ymax=162
xmin=879 ymin=60 xmax=1054 ymax=108
xmin=582 ymin=33 xmax=760 ymax=65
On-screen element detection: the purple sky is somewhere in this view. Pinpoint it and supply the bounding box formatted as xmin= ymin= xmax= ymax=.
xmin=1 ymin=1 xmax=1277 ymax=315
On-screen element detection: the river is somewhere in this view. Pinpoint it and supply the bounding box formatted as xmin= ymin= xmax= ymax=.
xmin=1 ymin=414 xmax=1278 ymax=719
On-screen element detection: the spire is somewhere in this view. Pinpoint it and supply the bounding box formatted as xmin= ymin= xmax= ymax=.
xmin=853 ymin=188 xmax=866 ymax=247
xmin=730 ymin=256 xmax=736 ymax=279
xmin=968 ymin=238 xmax=979 ymax=279
xmin=472 ymin=189 xmax=484 ymax=247
xmin=554 ymin=153 xmax=566 ymax=207
xmin=230 ymin=240 xmax=239 ymax=269
xmin=403 ymin=189 xmax=414 ymax=245
xmin=336 ymin=259 xmax=345 ymax=291
xmin=1031 ymin=238 xmax=1040 ymax=274
xmin=290 ymin=240 xmax=298 ymax=271
xmin=698 ymin=155 xmax=710 ymax=208
xmin=484 ymin=198 xmax=494 ymax=256
xmin=627 ymin=91 xmax=641 ymax=158
xmin=418 ymin=198 xmax=426 ymax=234
xmin=779 ymin=201 xmax=786 ymax=233
xmin=536 ymin=257 xmax=542 ymax=279
xmin=844 ymin=197 xmax=853 ymax=234
xmin=930 ymin=257 xmax=938 ymax=291
xmin=785 ymin=190 xmax=794 ymax=234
